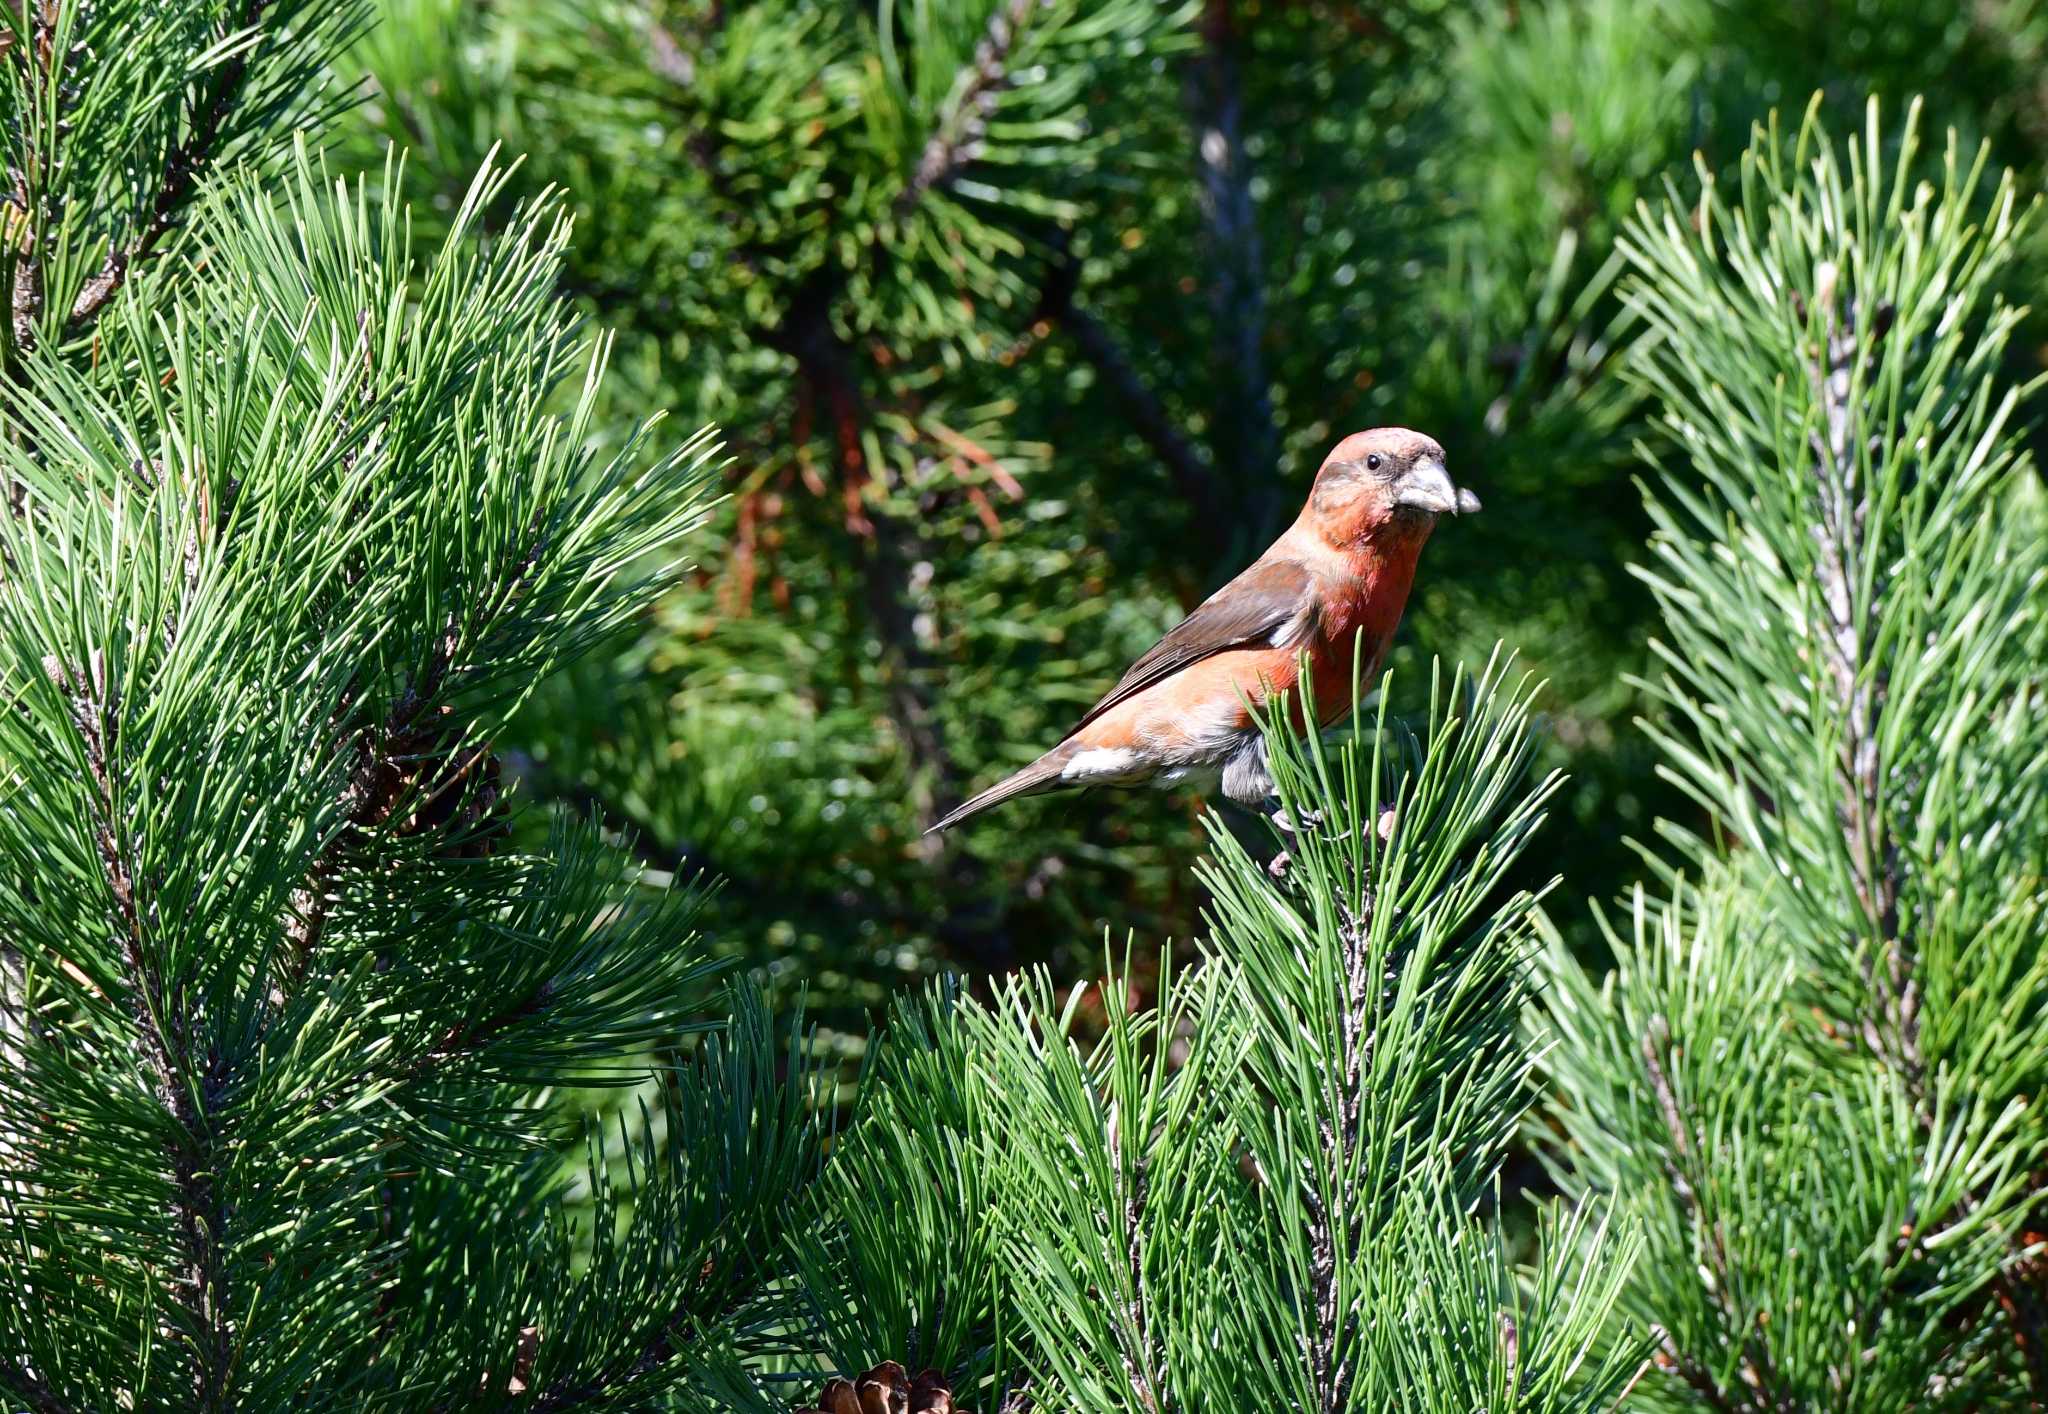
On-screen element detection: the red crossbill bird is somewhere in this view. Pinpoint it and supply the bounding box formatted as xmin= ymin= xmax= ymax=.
xmin=929 ymin=427 xmax=1478 ymax=834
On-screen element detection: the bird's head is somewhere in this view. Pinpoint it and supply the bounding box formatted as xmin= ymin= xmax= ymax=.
xmin=1304 ymin=428 xmax=1480 ymax=547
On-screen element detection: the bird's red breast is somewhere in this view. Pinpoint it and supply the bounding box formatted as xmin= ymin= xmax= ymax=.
xmin=1300 ymin=521 xmax=1428 ymax=724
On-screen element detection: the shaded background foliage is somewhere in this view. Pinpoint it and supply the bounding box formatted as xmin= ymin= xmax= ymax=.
xmin=334 ymin=0 xmax=2048 ymax=1039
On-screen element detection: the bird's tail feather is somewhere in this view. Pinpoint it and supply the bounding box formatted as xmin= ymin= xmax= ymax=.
xmin=926 ymin=746 xmax=1074 ymax=834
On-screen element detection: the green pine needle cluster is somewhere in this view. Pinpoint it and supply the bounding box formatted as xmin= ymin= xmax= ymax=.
xmin=1535 ymin=99 xmax=2048 ymax=1408
xmin=0 ymin=138 xmax=761 ymax=1399
xmin=789 ymin=660 xmax=1640 ymax=1413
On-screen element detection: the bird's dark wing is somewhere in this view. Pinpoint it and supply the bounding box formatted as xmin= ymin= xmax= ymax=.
xmin=1068 ymin=558 xmax=1319 ymax=734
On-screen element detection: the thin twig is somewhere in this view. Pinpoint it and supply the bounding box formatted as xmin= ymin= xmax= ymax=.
xmin=50 ymin=653 xmax=235 ymax=1408
xmin=66 ymin=0 xmax=272 ymax=332
xmin=1015 ymin=246 xmax=1229 ymax=561
xmin=1059 ymin=302 xmax=1228 ymax=543
xmin=895 ymin=0 xmax=1039 ymax=218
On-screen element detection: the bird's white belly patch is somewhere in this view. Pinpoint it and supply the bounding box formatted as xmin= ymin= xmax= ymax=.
xmin=1061 ymin=747 xmax=1147 ymax=783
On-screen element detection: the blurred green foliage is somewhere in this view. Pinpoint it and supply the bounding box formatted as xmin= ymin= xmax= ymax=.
xmin=333 ymin=0 xmax=2048 ymax=1039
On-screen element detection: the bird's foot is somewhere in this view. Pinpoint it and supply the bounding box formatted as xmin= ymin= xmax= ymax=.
xmin=1264 ymin=805 xmax=1397 ymax=881
xmin=1269 ymin=804 xmax=1324 ymax=836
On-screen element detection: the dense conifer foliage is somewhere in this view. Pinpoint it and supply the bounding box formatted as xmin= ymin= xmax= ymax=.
xmin=4 ymin=1 xmax=2048 ymax=1407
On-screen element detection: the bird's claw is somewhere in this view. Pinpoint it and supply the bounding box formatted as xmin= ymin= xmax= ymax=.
xmin=1269 ymin=804 xmax=1324 ymax=836
xmin=1265 ymin=804 xmax=1397 ymax=880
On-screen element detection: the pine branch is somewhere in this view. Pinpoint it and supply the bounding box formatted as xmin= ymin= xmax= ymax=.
xmin=771 ymin=283 xmax=962 ymax=825
xmin=789 ymin=326 xmax=1023 ymax=972
xmin=1994 ymin=1263 xmax=2048 ymax=1400
xmin=1801 ymin=266 xmax=1915 ymax=1086
xmin=1300 ymin=896 xmax=1374 ymax=1412
xmin=8 ymin=227 xmax=41 ymax=360
xmin=1032 ymin=254 xmax=1229 ymax=558
xmin=49 ymin=651 xmax=236 ymax=1408
xmin=287 ymin=508 xmax=535 ymax=987
xmin=645 ymin=11 xmax=707 ymax=87
xmin=283 ymin=626 xmax=460 ymax=986
xmin=1801 ymin=264 xmax=2048 ymax=1401
xmin=642 ymin=0 xmax=1196 ymax=843
xmin=894 ymin=0 xmax=1038 ymax=218
xmin=5 ymin=3 xmax=82 ymax=358
xmin=1107 ymin=1124 xmax=1163 ymax=1412
xmin=524 ymin=1239 xmax=760 ymax=1410
xmin=1577 ymin=104 xmax=2048 ymax=1405
xmin=1060 ymin=306 xmax=1216 ymax=523
xmin=509 ymin=750 xmax=931 ymax=940
xmin=65 ymin=0 xmax=271 ymax=334
xmin=849 ymin=516 xmax=958 ymax=824
xmin=650 ymin=15 xmax=971 ymax=834
xmin=411 ymin=978 xmax=556 ymax=1080
xmin=1640 ymin=1015 xmax=1790 ymax=1413
xmin=1651 ymin=1331 xmax=1745 ymax=1414
xmin=1198 ymin=661 xmax=1628 ymax=1408
xmin=526 ymin=1318 xmax=682 ymax=1411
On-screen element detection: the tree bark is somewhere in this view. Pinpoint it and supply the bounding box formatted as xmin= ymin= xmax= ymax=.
xmin=1187 ymin=0 xmax=1282 ymax=551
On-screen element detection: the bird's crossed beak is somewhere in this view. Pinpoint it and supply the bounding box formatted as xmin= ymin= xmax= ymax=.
xmin=1395 ymin=458 xmax=1482 ymax=516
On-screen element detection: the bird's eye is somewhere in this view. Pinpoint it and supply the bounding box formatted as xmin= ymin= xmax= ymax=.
xmin=1366 ymin=454 xmax=1383 ymax=472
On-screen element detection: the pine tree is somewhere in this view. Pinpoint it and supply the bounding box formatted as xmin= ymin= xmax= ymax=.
xmin=16 ymin=2 xmax=2048 ymax=1407
xmin=0 ymin=3 xmax=823 ymax=1406
xmin=783 ymin=660 xmax=1642 ymax=1411
xmin=1535 ymin=99 xmax=2048 ymax=1408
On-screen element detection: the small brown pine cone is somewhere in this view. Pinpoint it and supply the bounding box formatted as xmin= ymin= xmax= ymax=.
xmin=354 ymin=708 xmax=508 ymax=858
xmin=795 ymin=1361 xmax=971 ymax=1414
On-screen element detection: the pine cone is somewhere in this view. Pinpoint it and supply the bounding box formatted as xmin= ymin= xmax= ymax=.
xmin=796 ymin=1361 xmax=973 ymax=1414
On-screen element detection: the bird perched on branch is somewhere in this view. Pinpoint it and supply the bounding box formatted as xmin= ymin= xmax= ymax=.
xmin=929 ymin=427 xmax=1478 ymax=834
